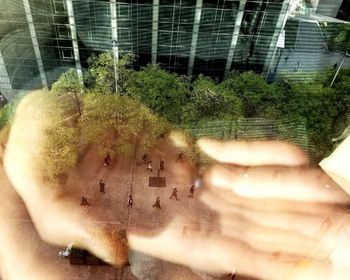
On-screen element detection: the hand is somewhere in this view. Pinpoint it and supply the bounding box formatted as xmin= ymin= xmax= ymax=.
xmin=191 ymin=138 xmax=350 ymax=279
xmin=2 ymin=91 xmax=350 ymax=280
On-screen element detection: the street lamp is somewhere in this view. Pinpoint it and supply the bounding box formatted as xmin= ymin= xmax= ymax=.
xmin=330 ymin=51 xmax=350 ymax=88
xmin=112 ymin=40 xmax=119 ymax=94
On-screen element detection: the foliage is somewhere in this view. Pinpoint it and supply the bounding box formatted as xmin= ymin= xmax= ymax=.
xmin=31 ymin=91 xmax=79 ymax=180
xmin=51 ymin=69 xmax=84 ymax=94
xmin=85 ymin=52 xmax=134 ymax=93
xmin=221 ymin=71 xmax=282 ymax=118
xmin=0 ymin=104 xmax=10 ymax=130
xmin=274 ymin=74 xmax=347 ymax=160
xmin=79 ymin=91 xmax=170 ymax=157
xmin=43 ymin=125 xmax=79 ymax=180
xmin=321 ymin=23 xmax=350 ymax=52
xmin=126 ymin=64 xmax=189 ymax=123
xmin=182 ymin=75 xmax=242 ymax=122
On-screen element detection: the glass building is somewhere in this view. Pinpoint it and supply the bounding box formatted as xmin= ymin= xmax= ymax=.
xmin=0 ymin=0 xmax=349 ymax=99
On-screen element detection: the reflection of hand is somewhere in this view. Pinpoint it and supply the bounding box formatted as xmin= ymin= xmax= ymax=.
xmin=2 ymin=91 xmax=350 ymax=280
xmin=192 ymin=138 xmax=350 ymax=279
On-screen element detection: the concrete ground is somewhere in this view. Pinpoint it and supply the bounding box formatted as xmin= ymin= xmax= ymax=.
xmin=0 ymin=135 xmax=234 ymax=280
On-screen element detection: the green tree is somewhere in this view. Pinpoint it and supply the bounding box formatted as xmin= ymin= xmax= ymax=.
xmin=126 ymin=64 xmax=189 ymax=123
xmin=79 ymin=91 xmax=170 ymax=157
xmin=30 ymin=90 xmax=79 ymax=180
xmin=182 ymin=75 xmax=242 ymax=122
xmin=276 ymin=77 xmax=341 ymax=160
xmin=85 ymin=52 xmax=134 ymax=94
xmin=51 ymin=69 xmax=84 ymax=94
xmin=221 ymin=71 xmax=282 ymax=118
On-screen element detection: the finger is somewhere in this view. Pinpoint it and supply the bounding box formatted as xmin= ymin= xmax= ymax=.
xmin=203 ymin=165 xmax=350 ymax=204
xmin=202 ymin=189 xmax=345 ymax=258
xmin=198 ymin=183 xmax=342 ymax=216
xmin=4 ymin=91 xmax=128 ymax=266
xmin=197 ymin=138 xmax=309 ymax=166
xmin=128 ymin=218 xmax=331 ymax=280
xmin=200 ymin=188 xmax=323 ymax=236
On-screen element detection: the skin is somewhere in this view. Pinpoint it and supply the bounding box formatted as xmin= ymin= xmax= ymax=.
xmin=1 ymin=92 xmax=350 ymax=280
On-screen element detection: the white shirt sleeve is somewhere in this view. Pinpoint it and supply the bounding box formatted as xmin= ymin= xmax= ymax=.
xmin=320 ymin=135 xmax=350 ymax=196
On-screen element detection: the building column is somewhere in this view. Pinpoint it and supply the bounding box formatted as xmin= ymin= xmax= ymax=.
xmin=151 ymin=0 xmax=159 ymax=64
xmin=0 ymin=50 xmax=12 ymax=91
xmin=262 ymin=0 xmax=290 ymax=77
xmin=22 ymin=0 xmax=48 ymax=88
xmin=187 ymin=0 xmax=203 ymax=76
xmin=110 ymin=0 xmax=118 ymax=45
xmin=224 ymin=0 xmax=247 ymax=78
xmin=66 ymin=0 xmax=83 ymax=84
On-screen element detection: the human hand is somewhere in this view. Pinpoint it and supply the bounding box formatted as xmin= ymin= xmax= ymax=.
xmin=3 ymin=91 xmax=350 ymax=280
xmin=190 ymin=138 xmax=350 ymax=279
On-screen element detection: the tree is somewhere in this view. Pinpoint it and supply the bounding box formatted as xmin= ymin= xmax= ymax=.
xmin=221 ymin=71 xmax=282 ymax=118
xmin=276 ymin=77 xmax=341 ymax=160
xmin=27 ymin=90 xmax=79 ymax=181
xmin=182 ymin=75 xmax=242 ymax=123
xmin=126 ymin=64 xmax=189 ymax=124
xmin=78 ymin=91 xmax=170 ymax=157
xmin=85 ymin=52 xmax=134 ymax=94
xmin=51 ymin=69 xmax=84 ymax=94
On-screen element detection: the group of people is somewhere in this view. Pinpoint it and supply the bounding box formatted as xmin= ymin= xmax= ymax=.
xmin=81 ymin=152 xmax=195 ymax=211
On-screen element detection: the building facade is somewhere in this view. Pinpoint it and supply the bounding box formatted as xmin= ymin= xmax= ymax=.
xmin=0 ymin=0 xmax=348 ymax=98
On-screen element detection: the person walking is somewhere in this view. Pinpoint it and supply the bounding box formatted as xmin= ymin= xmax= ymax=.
xmin=99 ymin=179 xmax=105 ymax=193
xmin=104 ymin=154 xmax=111 ymax=168
xmin=80 ymin=196 xmax=90 ymax=206
xmin=170 ymin=187 xmax=180 ymax=200
xmin=188 ymin=185 xmax=195 ymax=198
xmin=175 ymin=152 xmax=183 ymax=162
xmin=128 ymin=195 xmax=133 ymax=207
xmin=146 ymin=161 xmax=153 ymax=172
xmin=142 ymin=153 xmax=148 ymax=164
xmin=159 ymin=159 xmax=164 ymax=171
xmin=152 ymin=197 xmax=161 ymax=209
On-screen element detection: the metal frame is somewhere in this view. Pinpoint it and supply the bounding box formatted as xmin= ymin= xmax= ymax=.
xmin=66 ymin=0 xmax=83 ymax=84
xmin=224 ymin=0 xmax=247 ymax=78
xmin=152 ymin=0 xmax=159 ymax=64
xmin=22 ymin=0 xmax=48 ymax=88
xmin=0 ymin=50 xmax=12 ymax=91
xmin=187 ymin=0 xmax=203 ymax=76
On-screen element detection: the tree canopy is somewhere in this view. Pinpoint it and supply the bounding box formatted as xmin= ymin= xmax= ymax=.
xmin=50 ymin=52 xmax=350 ymax=163
xmin=126 ymin=64 xmax=189 ymax=124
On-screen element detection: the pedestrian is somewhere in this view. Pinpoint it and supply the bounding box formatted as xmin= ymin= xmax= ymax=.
xmin=175 ymin=152 xmax=183 ymax=162
xmin=188 ymin=185 xmax=195 ymax=198
xmin=159 ymin=159 xmax=164 ymax=171
xmin=152 ymin=197 xmax=161 ymax=209
xmin=99 ymin=179 xmax=105 ymax=193
xmin=128 ymin=195 xmax=133 ymax=207
xmin=170 ymin=187 xmax=180 ymax=200
xmin=146 ymin=161 xmax=152 ymax=172
xmin=104 ymin=154 xmax=111 ymax=168
xmin=142 ymin=153 xmax=148 ymax=164
xmin=284 ymin=55 xmax=289 ymax=64
xmin=80 ymin=196 xmax=90 ymax=206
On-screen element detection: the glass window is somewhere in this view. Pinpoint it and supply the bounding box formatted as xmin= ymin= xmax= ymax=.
xmin=53 ymin=0 xmax=65 ymax=14
xmin=118 ymin=4 xmax=130 ymax=17
xmin=58 ymin=25 xmax=70 ymax=38
xmin=61 ymin=48 xmax=73 ymax=60
xmin=158 ymin=31 xmax=172 ymax=44
xmin=118 ymin=28 xmax=131 ymax=41
xmin=159 ymin=6 xmax=173 ymax=21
